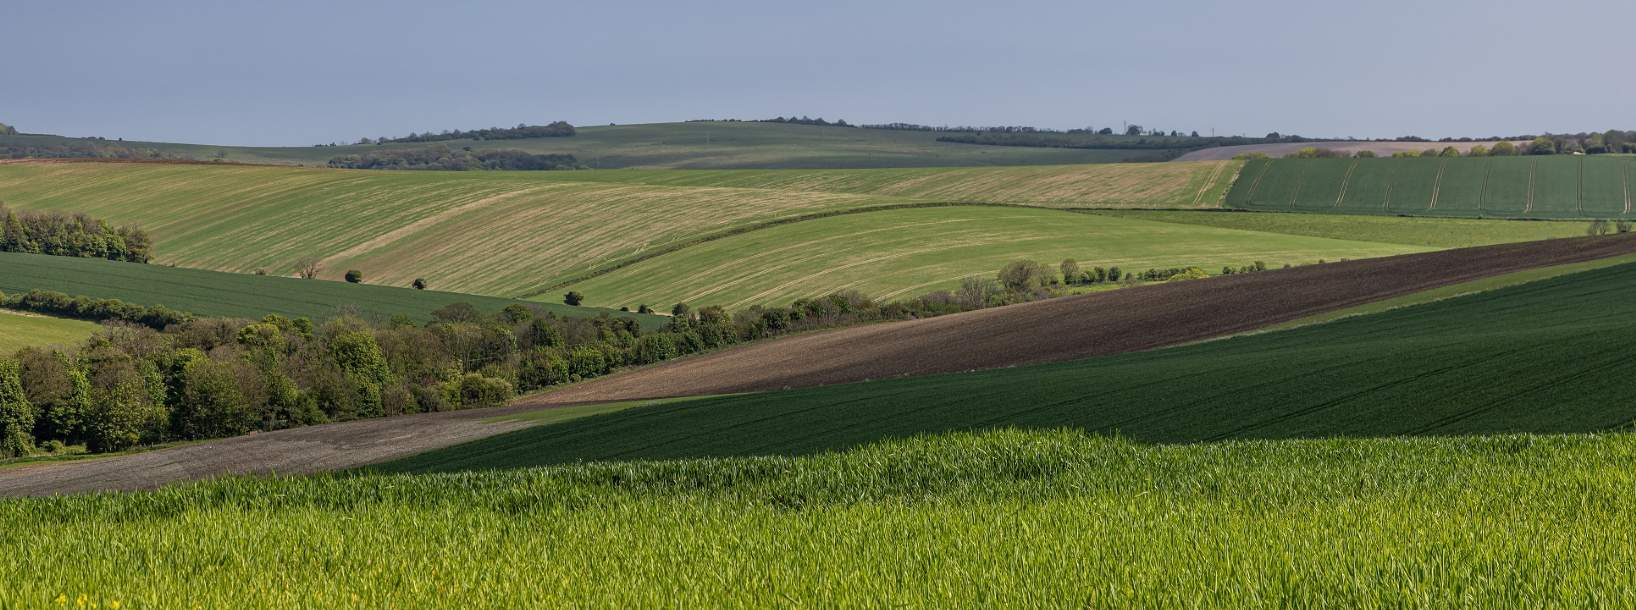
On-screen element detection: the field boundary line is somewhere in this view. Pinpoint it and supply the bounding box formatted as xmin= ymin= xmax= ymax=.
xmin=1333 ymin=159 xmax=1359 ymax=208
xmin=1427 ymin=159 xmax=1447 ymax=210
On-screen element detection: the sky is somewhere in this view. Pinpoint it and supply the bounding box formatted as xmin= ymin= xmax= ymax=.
xmin=4 ymin=0 xmax=1635 ymax=146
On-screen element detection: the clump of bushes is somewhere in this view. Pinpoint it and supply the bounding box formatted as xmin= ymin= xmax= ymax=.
xmin=2 ymin=289 xmax=193 ymax=329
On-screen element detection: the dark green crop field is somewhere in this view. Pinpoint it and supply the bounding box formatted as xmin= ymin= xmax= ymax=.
xmin=0 ymin=252 xmax=657 ymax=326
xmin=386 ymin=260 xmax=1636 ymax=472
xmin=1228 ymin=156 xmax=1636 ymax=218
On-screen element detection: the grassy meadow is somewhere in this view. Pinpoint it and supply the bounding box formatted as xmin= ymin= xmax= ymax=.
xmin=1229 ymin=156 xmax=1636 ymax=218
xmin=5 ymin=429 xmax=1636 ymax=607
xmin=392 ymin=259 xmax=1636 ymax=469
xmin=0 ymin=252 xmax=658 ymax=326
xmin=567 ymin=205 xmax=1427 ymax=309
xmin=0 ymin=310 xmax=99 ymax=353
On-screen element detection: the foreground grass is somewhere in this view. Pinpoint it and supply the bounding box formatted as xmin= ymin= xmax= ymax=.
xmin=0 ymin=309 xmax=98 ymax=352
xmin=5 ymin=429 xmax=1636 ymax=607
xmin=568 ymin=205 xmax=1425 ymax=308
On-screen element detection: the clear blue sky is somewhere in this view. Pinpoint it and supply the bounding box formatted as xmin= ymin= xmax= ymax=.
xmin=4 ymin=0 xmax=1632 ymax=146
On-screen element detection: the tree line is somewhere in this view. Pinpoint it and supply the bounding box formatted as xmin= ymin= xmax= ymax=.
xmin=343 ymin=121 xmax=576 ymax=146
xmin=0 ymin=204 xmax=153 ymax=262
xmin=0 ymin=141 xmax=172 ymax=161
xmin=327 ymin=146 xmax=580 ymax=171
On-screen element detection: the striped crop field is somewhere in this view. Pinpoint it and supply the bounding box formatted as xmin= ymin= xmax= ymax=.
xmin=520 ymin=160 xmax=1243 ymax=209
xmin=1228 ymin=156 xmax=1636 ymax=218
xmin=567 ymin=205 xmax=1426 ymax=309
xmin=0 ymin=160 xmax=1239 ymax=301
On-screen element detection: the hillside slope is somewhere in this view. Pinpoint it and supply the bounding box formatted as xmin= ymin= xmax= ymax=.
xmin=403 ymin=244 xmax=1636 ymax=469
xmin=536 ymin=233 xmax=1636 ymax=404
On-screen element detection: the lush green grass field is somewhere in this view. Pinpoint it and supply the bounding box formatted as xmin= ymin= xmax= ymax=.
xmin=1095 ymin=210 xmax=1587 ymax=248
xmin=5 ymin=429 xmax=1636 ymax=607
xmin=0 ymin=252 xmax=656 ymax=326
xmin=1229 ymin=156 xmax=1636 ymax=218
xmin=566 ymin=206 xmax=1427 ymax=309
xmin=4 ymin=121 xmax=1181 ymax=169
xmin=391 ymin=259 xmax=1636 ymax=470
xmin=0 ymin=310 xmax=99 ymax=353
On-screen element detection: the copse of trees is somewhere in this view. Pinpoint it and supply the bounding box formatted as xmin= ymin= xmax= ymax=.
xmin=327 ymin=146 xmax=580 ymax=171
xmin=1 ymin=289 xmax=193 ymax=329
xmin=0 ymin=204 xmax=153 ymax=262
xmin=371 ymin=121 xmax=575 ymax=145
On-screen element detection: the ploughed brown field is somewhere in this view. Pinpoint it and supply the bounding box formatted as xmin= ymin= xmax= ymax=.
xmin=528 ymin=232 xmax=1636 ymax=405
xmin=8 ymin=233 xmax=1636 ymax=496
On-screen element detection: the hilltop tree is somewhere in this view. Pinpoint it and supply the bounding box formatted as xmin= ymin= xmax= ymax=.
xmin=295 ymin=258 xmax=322 ymax=280
xmin=344 ymin=270 xmax=363 ymax=284
xmin=563 ymin=291 xmax=584 ymax=306
xmin=412 ymin=278 xmax=427 ymax=290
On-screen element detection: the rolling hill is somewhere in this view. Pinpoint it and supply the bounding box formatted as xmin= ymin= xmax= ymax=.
xmin=0 ymin=160 xmax=1236 ymax=301
xmin=2 ymin=121 xmax=1187 ymax=169
xmin=1228 ymin=156 xmax=1636 ymax=218
xmin=394 ymin=238 xmax=1636 ymax=469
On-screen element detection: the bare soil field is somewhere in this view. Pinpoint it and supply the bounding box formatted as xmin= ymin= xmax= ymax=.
xmin=1176 ymin=141 xmax=1529 ymax=161
xmin=9 ymin=233 xmax=1636 ymax=496
xmin=532 ymin=233 xmax=1636 ymax=404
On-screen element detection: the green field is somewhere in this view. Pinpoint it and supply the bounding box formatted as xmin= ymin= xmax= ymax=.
xmin=5 ymin=429 xmax=1636 ymax=606
xmin=0 ymin=310 xmax=99 ymax=353
xmin=567 ymin=206 xmax=1428 ymax=309
xmin=0 ymin=252 xmax=657 ymax=326
xmin=1228 ymin=156 xmax=1636 ymax=218
xmin=0 ymin=161 xmax=1241 ymax=300
xmin=1094 ymin=210 xmax=1587 ymax=248
xmin=3 ymin=121 xmax=1186 ymax=169
xmin=391 ymin=259 xmax=1636 ymax=469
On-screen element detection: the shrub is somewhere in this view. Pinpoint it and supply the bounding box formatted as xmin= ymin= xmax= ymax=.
xmin=1059 ymin=260 xmax=1082 ymax=285
xmin=564 ymin=291 xmax=584 ymax=306
xmin=344 ymin=270 xmax=363 ymax=284
xmin=444 ymin=373 xmax=513 ymax=410
xmin=412 ymin=278 xmax=427 ymax=290
xmin=997 ymin=260 xmax=1054 ymax=294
